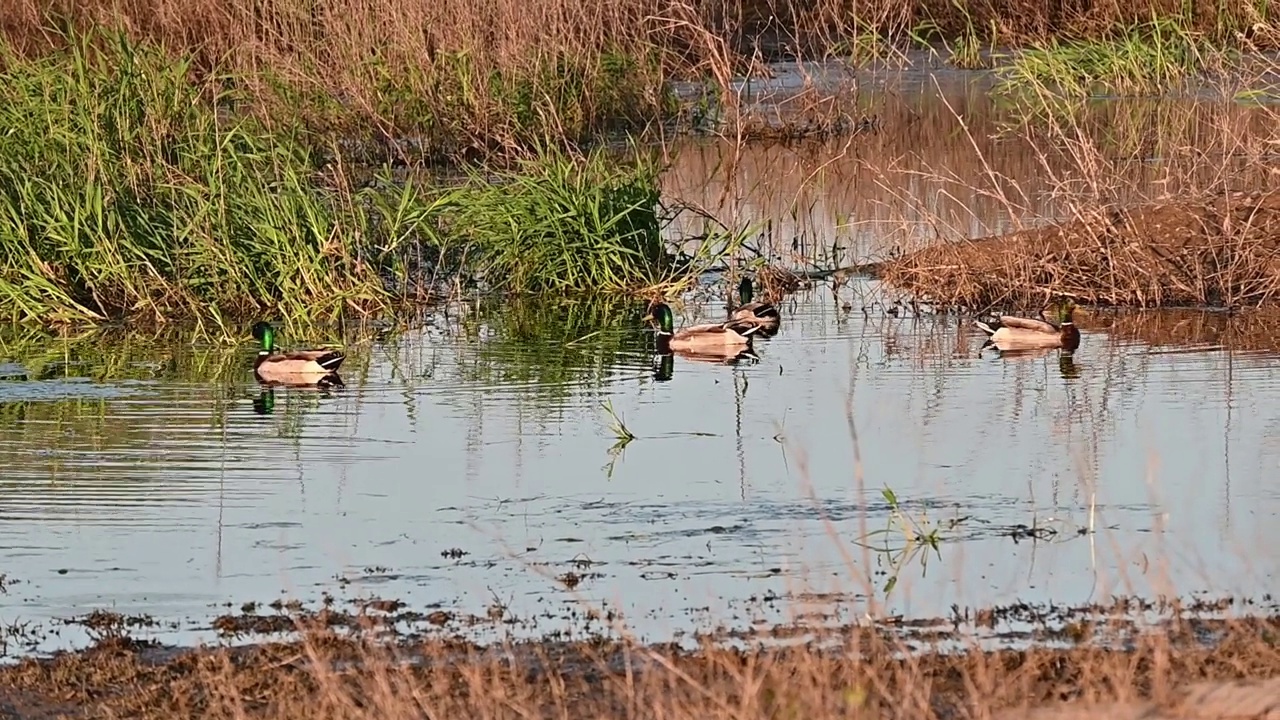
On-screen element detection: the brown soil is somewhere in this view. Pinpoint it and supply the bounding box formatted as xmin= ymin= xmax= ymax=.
xmin=1 ymin=611 xmax=1277 ymax=720
xmin=880 ymin=190 xmax=1280 ymax=310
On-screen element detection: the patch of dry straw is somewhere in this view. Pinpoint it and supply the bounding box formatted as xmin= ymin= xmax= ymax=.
xmin=880 ymin=190 xmax=1280 ymax=311
xmin=1 ymin=609 xmax=1278 ymax=719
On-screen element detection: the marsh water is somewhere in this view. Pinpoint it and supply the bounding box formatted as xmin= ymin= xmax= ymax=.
xmin=2 ymin=68 xmax=1279 ymax=655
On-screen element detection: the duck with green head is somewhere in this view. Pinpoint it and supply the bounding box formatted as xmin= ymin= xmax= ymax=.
xmin=644 ymin=302 xmax=760 ymax=355
xmin=728 ymin=276 xmax=781 ymax=335
xmin=974 ymin=301 xmax=1081 ymax=352
xmin=252 ymin=321 xmax=346 ymax=385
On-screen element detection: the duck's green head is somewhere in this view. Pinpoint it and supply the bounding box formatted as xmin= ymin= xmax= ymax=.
xmin=738 ymin=276 xmax=754 ymax=305
xmin=643 ymin=303 xmax=675 ymax=335
xmin=251 ymin=322 xmax=276 ymax=352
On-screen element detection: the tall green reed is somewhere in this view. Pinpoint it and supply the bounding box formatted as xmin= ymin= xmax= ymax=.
xmin=0 ymin=30 xmax=427 ymax=327
xmin=442 ymin=144 xmax=746 ymax=295
xmin=996 ymin=17 xmax=1219 ymax=100
xmin=0 ymin=31 xmax=742 ymax=329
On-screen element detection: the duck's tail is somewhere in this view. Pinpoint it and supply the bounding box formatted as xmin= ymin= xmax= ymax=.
xmin=973 ymin=320 xmax=997 ymax=336
xmin=317 ymin=373 xmax=345 ymax=389
xmin=315 ymin=351 xmax=346 ymax=373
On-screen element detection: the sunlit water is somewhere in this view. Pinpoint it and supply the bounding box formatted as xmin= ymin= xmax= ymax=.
xmin=1 ymin=284 xmax=1277 ymax=654
xmin=2 ymin=73 xmax=1279 ymax=655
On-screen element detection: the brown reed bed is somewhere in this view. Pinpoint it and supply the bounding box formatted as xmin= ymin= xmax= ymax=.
xmin=0 ymin=607 xmax=1278 ymax=719
xmin=839 ymin=45 xmax=1280 ymax=313
xmin=879 ymin=189 xmax=1280 ymax=311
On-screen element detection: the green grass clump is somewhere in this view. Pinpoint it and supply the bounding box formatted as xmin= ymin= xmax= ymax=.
xmin=0 ymin=30 xmax=430 ymax=327
xmin=997 ymin=18 xmax=1217 ymax=99
xmin=444 ymin=145 xmax=741 ymax=295
xmin=0 ymin=32 xmax=694 ymax=325
xmin=0 ymin=30 xmax=742 ymax=327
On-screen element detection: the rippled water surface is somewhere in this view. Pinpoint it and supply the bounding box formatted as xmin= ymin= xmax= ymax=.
xmin=3 ymin=75 xmax=1279 ymax=654
xmin=2 ymin=288 xmax=1278 ymax=652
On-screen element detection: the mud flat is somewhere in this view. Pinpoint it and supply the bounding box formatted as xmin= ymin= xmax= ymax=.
xmin=0 ymin=600 xmax=1277 ymax=719
xmin=880 ymin=190 xmax=1280 ymax=310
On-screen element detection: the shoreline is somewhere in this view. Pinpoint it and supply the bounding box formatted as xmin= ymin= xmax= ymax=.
xmin=0 ymin=601 xmax=1276 ymax=719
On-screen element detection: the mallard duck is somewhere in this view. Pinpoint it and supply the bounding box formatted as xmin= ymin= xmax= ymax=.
xmin=728 ymin=277 xmax=781 ymax=335
xmin=251 ymin=322 xmax=346 ymax=385
xmin=974 ymin=303 xmax=1081 ymax=352
xmin=644 ymin=302 xmax=760 ymax=353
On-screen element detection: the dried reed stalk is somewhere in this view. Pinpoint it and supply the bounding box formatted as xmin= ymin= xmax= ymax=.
xmin=2 ymin=612 xmax=1279 ymax=719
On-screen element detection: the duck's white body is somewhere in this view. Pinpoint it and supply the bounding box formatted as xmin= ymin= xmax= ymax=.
xmin=975 ymin=314 xmax=1080 ymax=351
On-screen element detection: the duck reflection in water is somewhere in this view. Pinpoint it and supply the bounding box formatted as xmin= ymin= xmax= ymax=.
xmin=253 ymin=388 xmax=276 ymax=415
xmin=651 ymin=347 xmax=760 ymax=381
xmin=978 ymin=346 xmax=1080 ymax=380
xmin=252 ymin=380 xmax=345 ymax=416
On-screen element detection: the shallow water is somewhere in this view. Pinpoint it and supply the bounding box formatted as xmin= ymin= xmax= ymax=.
xmin=3 ymin=74 xmax=1280 ymax=655
xmin=0 ymin=284 xmax=1278 ymax=654
xmin=662 ymin=63 xmax=1276 ymax=265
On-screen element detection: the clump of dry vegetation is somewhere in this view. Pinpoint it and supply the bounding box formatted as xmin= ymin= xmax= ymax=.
xmin=863 ymin=45 xmax=1280 ymax=312
xmin=0 ymin=610 xmax=1278 ymax=719
xmin=881 ymin=190 xmax=1280 ymax=310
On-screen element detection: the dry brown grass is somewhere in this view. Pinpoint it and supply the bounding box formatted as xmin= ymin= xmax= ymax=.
xmin=1 ymin=611 xmax=1278 ymax=719
xmin=848 ymin=50 xmax=1280 ymax=311
xmin=880 ymin=189 xmax=1280 ymax=310
xmin=2 ymin=0 xmax=1274 ymax=160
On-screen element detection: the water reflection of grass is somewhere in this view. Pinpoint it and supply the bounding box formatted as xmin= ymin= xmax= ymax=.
xmin=995 ymin=89 xmax=1277 ymax=181
xmin=452 ymin=295 xmax=651 ymax=403
xmin=0 ymin=326 xmax=248 ymax=386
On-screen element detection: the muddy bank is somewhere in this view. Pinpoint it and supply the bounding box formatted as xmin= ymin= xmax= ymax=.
xmin=880 ymin=190 xmax=1280 ymax=310
xmin=1 ymin=604 xmax=1278 ymax=719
